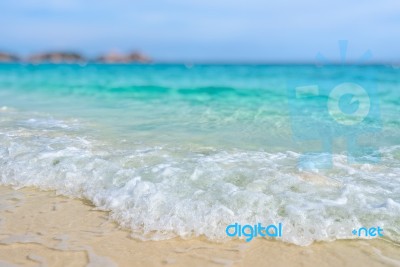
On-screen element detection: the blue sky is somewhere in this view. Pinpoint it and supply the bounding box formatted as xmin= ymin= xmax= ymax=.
xmin=0 ymin=0 xmax=399 ymax=62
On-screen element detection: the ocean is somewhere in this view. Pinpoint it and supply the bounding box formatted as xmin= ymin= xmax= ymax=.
xmin=0 ymin=63 xmax=399 ymax=246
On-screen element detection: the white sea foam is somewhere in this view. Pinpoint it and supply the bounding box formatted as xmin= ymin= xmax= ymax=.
xmin=0 ymin=114 xmax=399 ymax=246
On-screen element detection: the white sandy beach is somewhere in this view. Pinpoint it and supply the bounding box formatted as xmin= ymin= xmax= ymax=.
xmin=0 ymin=186 xmax=399 ymax=267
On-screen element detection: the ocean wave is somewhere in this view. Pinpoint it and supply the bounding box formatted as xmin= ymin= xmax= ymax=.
xmin=0 ymin=114 xmax=399 ymax=246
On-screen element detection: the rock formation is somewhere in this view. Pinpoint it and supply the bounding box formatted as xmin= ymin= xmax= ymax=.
xmin=96 ymin=51 xmax=151 ymax=63
xmin=28 ymin=52 xmax=85 ymax=63
xmin=0 ymin=51 xmax=152 ymax=64
xmin=0 ymin=52 xmax=20 ymax=62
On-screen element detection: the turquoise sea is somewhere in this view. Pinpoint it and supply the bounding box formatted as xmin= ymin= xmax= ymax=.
xmin=0 ymin=64 xmax=399 ymax=245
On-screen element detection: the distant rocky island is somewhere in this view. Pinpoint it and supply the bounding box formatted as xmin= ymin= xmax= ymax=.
xmin=28 ymin=52 xmax=85 ymax=63
xmin=0 ymin=51 xmax=151 ymax=64
xmin=96 ymin=52 xmax=151 ymax=63
xmin=0 ymin=52 xmax=20 ymax=62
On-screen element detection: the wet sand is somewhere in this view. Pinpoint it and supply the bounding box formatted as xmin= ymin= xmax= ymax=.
xmin=0 ymin=185 xmax=399 ymax=267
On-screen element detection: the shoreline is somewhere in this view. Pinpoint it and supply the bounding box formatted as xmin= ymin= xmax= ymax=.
xmin=0 ymin=185 xmax=399 ymax=266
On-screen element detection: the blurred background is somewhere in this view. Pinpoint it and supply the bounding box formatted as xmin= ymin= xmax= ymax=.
xmin=0 ymin=0 xmax=399 ymax=63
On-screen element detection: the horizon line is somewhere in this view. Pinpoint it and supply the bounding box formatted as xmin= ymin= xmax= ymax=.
xmin=0 ymin=61 xmax=399 ymax=66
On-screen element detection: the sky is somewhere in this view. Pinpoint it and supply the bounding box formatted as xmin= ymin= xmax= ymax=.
xmin=0 ymin=0 xmax=399 ymax=62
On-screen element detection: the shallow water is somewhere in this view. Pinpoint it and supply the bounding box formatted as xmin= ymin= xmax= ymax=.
xmin=0 ymin=64 xmax=399 ymax=245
